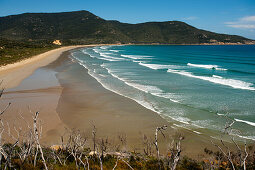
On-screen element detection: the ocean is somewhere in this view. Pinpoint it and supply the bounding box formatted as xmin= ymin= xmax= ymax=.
xmin=71 ymin=45 xmax=255 ymax=141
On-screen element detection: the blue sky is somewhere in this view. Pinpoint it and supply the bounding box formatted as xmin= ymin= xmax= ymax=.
xmin=0 ymin=0 xmax=255 ymax=39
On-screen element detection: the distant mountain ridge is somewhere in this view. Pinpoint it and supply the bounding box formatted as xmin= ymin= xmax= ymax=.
xmin=0 ymin=10 xmax=253 ymax=45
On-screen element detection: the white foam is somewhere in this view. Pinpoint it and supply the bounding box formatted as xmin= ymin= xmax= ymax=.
xmin=121 ymin=55 xmax=153 ymax=60
xmin=81 ymin=50 xmax=88 ymax=54
xmin=152 ymin=92 xmax=180 ymax=103
xmin=187 ymin=63 xmax=227 ymax=71
xmin=236 ymin=135 xmax=255 ymax=141
xmin=100 ymin=46 xmax=111 ymax=49
xmin=192 ymin=120 xmax=222 ymax=131
xmin=132 ymin=60 xmax=142 ymax=63
xmin=138 ymin=63 xmax=180 ymax=70
xmin=100 ymin=64 xmax=128 ymax=82
xmin=99 ymin=74 xmax=107 ymax=77
xmin=111 ymin=73 xmax=128 ymax=82
xmin=210 ymin=136 xmax=220 ymax=140
xmin=99 ymin=53 xmax=126 ymax=61
xmin=135 ymin=100 xmax=158 ymax=113
xmin=193 ymin=130 xmax=202 ymax=134
xmin=125 ymin=82 xmax=163 ymax=94
xmin=93 ymin=48 xmax=101 ymax=54
xmin=192 ymin=124 xmax=205 ymax=129
xmin=109 ymin=50 xmax=120 ymax=53
xmin=172 ymin=117 xmax=190 ymax=125
xmin=167 ymin=69 xmax=255 ymax=91
xmin=173 ymin=124 xmax=192 ymax=131
xmin=213 ymin=75 xmax=223 ymax=79
xmin=234 ymin=118 xmax=255 ymax=127
xmin=73 ymin=57 xmax=89 ymax=69
xmin=99 ymin=58 xmax=119 ymax=62
xmin=82 ymin=50 xmax=96 ymax=58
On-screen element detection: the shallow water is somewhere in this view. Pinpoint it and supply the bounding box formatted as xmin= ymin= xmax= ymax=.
xmin=71 ymin=45 xmax=255 ymax=140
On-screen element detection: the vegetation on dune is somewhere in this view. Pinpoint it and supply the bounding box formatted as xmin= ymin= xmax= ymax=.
xmin=0 ymin=38 xmax=58 ymax=66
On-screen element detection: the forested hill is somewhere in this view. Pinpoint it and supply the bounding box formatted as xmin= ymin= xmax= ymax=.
xmin=0 ymin=10 xmax=253 ymax=45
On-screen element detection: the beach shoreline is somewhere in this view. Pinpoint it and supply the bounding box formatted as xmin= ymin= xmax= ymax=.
xmin=0 ymin=44 xmax=233 ymax=159
xmin=53 ymin=48 xmax=215 ymax=158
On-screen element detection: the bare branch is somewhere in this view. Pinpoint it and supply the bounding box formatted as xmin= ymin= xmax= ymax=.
xmin=33 ymin=112 xmax=48 ymax=170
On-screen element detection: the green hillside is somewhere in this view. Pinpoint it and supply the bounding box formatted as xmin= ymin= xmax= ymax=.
xmin=0 ymin=10 xmax=254 ymax=66
xmin=0 ymin=10 xmax=252 ymax=45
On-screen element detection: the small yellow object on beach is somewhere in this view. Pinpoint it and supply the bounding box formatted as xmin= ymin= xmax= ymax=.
xmin=52 ymin=40 xmax=62 ymax=45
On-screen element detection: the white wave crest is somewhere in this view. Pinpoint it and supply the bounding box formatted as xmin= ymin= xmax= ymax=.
xmin=100 ymin=46 xmax=111 ymax=49
xmin=100 ymin=65 xmax=128 ymax=82
xmin=138 ymin=63 xmax=180 ymax=70
xmin=172 ymin=117 xmax=190 ymax=125
xmin=236 ymin=135 xmax=255 ymax=141
xmin=234 ymin=118 xmax=255 ymax=127
xmin=93 ymin=48 xmax=101 ymax=54
xmin=125 ymin=82 xmax=163 ymax=94
xmin=193 ymin=130 xmax=202 ymax=134
xmin=82 ymin=50 xmax=96 ymax=58
xmin=121 ymin=55 xmax=153 ymax=60
xmin=152 ymin=92 xmax=180 ymax=103
xmin=99 ymin=53 xmax=126 ymax=61
xmin=167 ymin=69 xmax=255 ymax=91
xmin=109 ymin=50 xmax=120 ymax=53
xmin=212 ymin=75 xmax=223 ymax=79
xmin=187 ymin=63 xmax=227 ymax=71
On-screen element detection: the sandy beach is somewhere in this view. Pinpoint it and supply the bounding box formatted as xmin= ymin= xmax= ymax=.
xmin=0 ymin=46 xmax=91 ymax=145
xmin=0 ymin=45 xmax=97 ymax=89
xmin=0 ymin=45 xmax=216 ymax=159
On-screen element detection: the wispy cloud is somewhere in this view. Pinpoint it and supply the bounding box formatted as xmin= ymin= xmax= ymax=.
xmin=227 ymin=24 xmax=255 ymax=29
xmin=225 ymin=16 xmax=255 ymax=29
xmin=182 ymin=16 xmax=198 ymax=21
xmin=241 ymin=16 xmax=255 ymax=22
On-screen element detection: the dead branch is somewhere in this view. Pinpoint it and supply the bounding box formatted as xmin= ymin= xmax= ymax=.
xmin=121 ymin=158 xmax=134 ymax=170
xmin=0 ymin=103 xmax=11 ymax=116
xmin=33 ymin=112 xmax=48 ymax=170
xmin=154 ymin=125 xmax=167 ymax=170
xmin=170 ymin=137 xmax=182 ymax=170
xmin=112 ymin=157 xmax=119 ymax=170
xmin=154 ymin=125 xmax=167 ymax=159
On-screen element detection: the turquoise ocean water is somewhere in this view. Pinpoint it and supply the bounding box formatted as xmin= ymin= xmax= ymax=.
xmin=71 ymin=45 xmax=255 ymax=140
